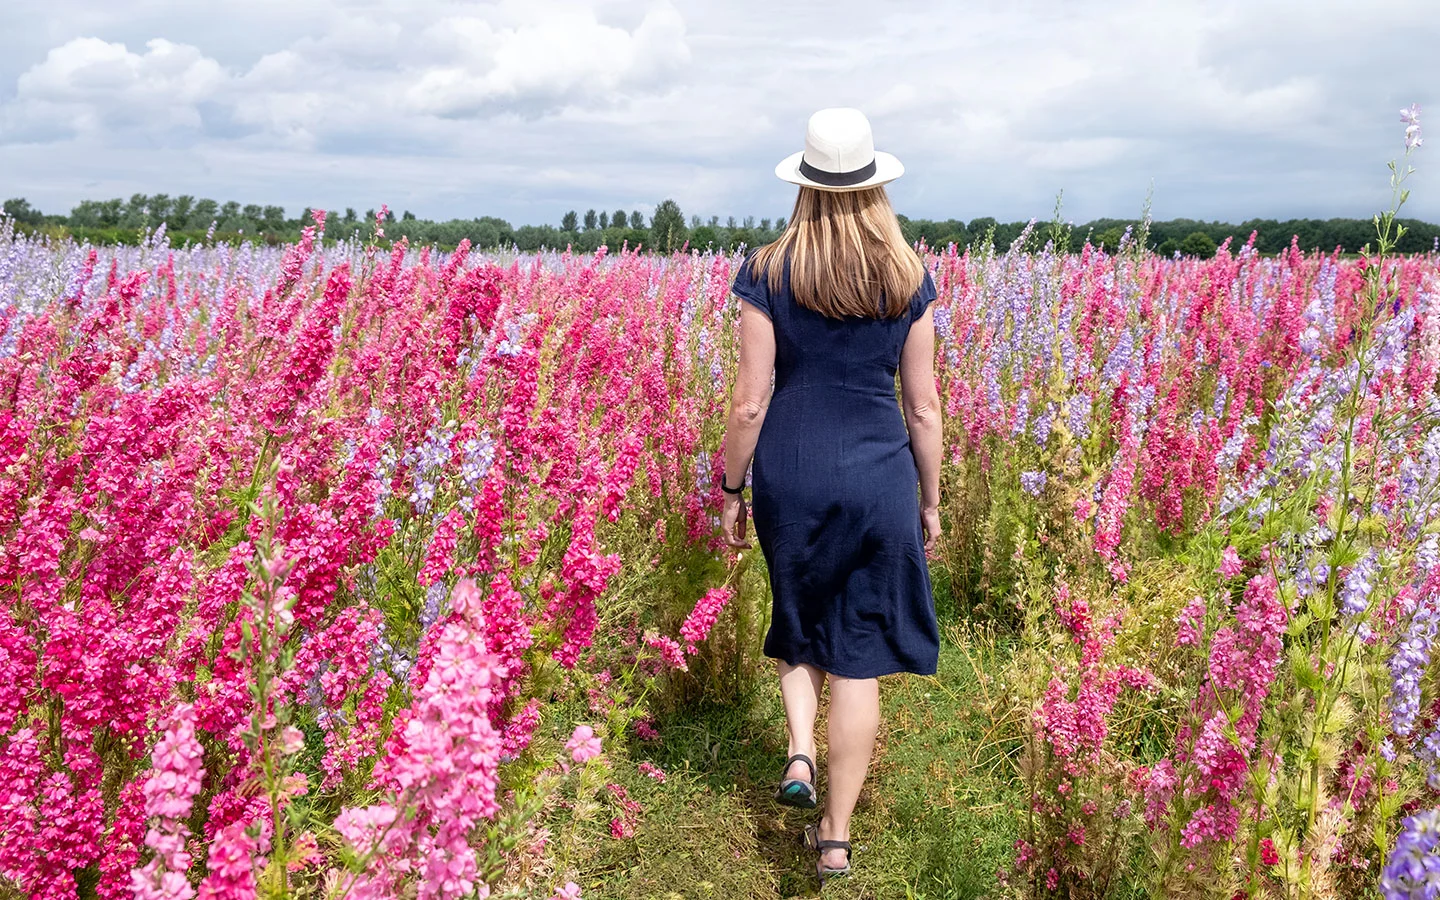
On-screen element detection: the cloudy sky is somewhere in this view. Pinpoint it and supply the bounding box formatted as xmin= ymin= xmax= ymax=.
xmin=1 ymin=0 xmax=1435 ymax=228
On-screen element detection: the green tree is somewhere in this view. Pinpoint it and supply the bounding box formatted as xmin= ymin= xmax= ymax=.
xmin=1179 ymin=231 xmax=1217 ymax=258
xmin=775 ymin=217 xmax=786 ymax=231
xmin=583 ymin=209 xmax=597 ymax=231
xmin=68 ymin=200 xmax=103 ymax=228
xmin=631 ymin=209 xmax=644 ymax=229
xmin=1157 ymin=238 xmax=1181 ymax=257
xmin=2 ymin=198 xmax=42 ymax=225
xmin=598 ymin=210 xmax=609 ymax=229
xmin=344 ymin=207 xmax=357 ymax=223
xmin=262 ymin=205 xmax=286 ymax=231
xmin=759 ymin=218 xmax=771 ymax=232
xmin=403 ymin=209 xmax=416 ymax=221
xmin=612 ymin=208 xmax=628 ymax=229
xmin=123 ymin=194 xmax=149 ymax=227
xmin=192 ymin=198 xmax=218 ymax=229
xmin=561 ymin=210 xmax=579 ymax=231
xmin=147 ymin=193 xmax=172 ymax=228
xmin=243 ymin=204 xmax=264 ymax=222
xmin=1094 ymin=226 xmax=1126 ymax=251
xmin=650 ymin=198 xmax=688 ymax=252
xmin=690 ymin=225 xmax=718 ymax=248
xmin=171 ymin=195 xmax=195 ymax=229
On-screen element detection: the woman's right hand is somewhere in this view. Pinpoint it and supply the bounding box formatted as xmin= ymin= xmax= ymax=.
xmin=921 ymin=504 xmax=942 ymax=554
xmin=722 ymin=493 xmax=753 ymax=549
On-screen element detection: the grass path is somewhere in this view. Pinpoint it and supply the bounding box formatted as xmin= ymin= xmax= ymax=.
xmin=582 ymin=620 xmax=1020 ymax=899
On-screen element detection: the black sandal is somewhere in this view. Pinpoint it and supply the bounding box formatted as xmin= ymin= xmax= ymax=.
xmin=801 ymin=822 xmax=852 ymax=883
xmin=773 ymin=753 xmax=817 ymax=808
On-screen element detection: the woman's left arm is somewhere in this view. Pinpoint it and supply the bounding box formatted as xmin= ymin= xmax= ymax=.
xmin=721 ymin=300 xmax=777 ymax=548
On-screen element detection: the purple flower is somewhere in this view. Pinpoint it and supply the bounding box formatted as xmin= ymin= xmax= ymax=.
xmin=1101 ymin=330 xmax=1135 ymax=387
xmin=1066 ymin=394 xmax=1092 ymax=441
xmin=1032 ymin=403 xmax=1055 ymax=446
xmin=1380 ymin=807 xmax=1440 ymax=900
xmin=1390 ymin=597 xmax=1439 ymax=739
xmin=1011 ymin=389 xmax=1030 ymax=438
xmin=1339 ymin=550 xmax=1378 ymax=617
xmin=1020 ymin=470 xmax=1047 ymax=496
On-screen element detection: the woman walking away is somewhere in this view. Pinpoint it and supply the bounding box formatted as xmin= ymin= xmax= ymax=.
xmin=719 ymin=107 xmax=943 ymax=886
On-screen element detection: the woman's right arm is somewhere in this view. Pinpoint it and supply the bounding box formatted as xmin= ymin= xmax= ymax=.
xmin=899 ymin=305 xmax=943 ymax=551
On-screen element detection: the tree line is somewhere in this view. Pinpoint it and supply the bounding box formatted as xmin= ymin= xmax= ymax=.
xmin=4 ymin=195 xmax=1439 ymax=257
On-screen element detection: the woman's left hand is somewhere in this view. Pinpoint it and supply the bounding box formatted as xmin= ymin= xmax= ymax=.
xmin=721 ymin=494 xmax=752 ymax=549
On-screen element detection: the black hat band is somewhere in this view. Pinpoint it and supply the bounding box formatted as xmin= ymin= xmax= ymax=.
xmin=798 ymin=157 xmax=878 ymax=187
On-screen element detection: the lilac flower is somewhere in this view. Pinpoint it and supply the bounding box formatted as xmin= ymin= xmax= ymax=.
xmin=933 ymin=304 xmax=953 ymax=343
xmin=1216 ymin=418 xmax=1255 ymax=473
xmin=1401 ymin=103 xmax=1424 ymax=150
xmin=420 ymin=581 xmax=447 ymax=631
xmin=495 ymin=312 xmax=538 ymax=357
xmin=1032 ymin=403 xmax=1055 ymax=446
xmin=1011 ymin=389 xmax=1030 ymax=438
xmin=1101 ymin=329 xmax=1135 ymax=387
xmin=1380 ymin=807 xmax=1440 ymax=899
xmin=1392 ymin=595 xmax=1440 ymax=742
xmin=1066 ymin=394 xmax=1092 ymax=441
xmin=456 ymin=432 xmax=497 ymax=510
xmin=1212 ymin=375 xmax=1230 ymax=421
xmin=403 ymin=421 xmax=457 ymax=515
xmin=1020 ymin=471 xmax=1047 ymax=496
xmin=1339 ymin=550 xmax=1378 ymax=617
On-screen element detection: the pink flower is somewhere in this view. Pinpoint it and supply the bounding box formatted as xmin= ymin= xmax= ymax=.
xmin=1176 ymin=595 xmax=1206 ymax=647
xmin=642 ymin=632 xmax=688 ymax=671
xmin=609 ymin=816 xmax=636 ymax=839
xmin=679 ymin=587 xmax=733 ymax=654
xmin=566 ymin=724 xmax=603 ymax=763
xmin=280 ymin=726 xmax=305 ymax=756
xmin=1218 ymin=546 xmax=1243 ymax=579
xmin=638 ymin=761 xmax=666 ymax=782
xmin=549 ymin=883 xmax=582 ymax=900
xmin=1260 ymin=837 xmax=1280 ymax=866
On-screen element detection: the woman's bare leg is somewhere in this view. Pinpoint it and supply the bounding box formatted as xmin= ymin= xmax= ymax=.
xmin=819 ymin=673 xmax=880 ymax=871
xmin=776 ymin=660 xmax=825 ymax=785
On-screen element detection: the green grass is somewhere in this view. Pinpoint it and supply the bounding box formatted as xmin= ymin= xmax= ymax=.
xmin=578 ymin=621 xmax=1020 ymax=900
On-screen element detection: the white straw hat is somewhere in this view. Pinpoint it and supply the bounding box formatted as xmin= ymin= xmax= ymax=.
xmin=775 ymin=107 xmax=904 ymax=192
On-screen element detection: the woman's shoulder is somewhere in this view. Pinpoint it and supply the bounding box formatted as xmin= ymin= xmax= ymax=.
xmin=732 ymin=245 xmax=783 ymax=318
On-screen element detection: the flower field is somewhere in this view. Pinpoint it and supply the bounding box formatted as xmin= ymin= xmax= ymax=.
xmin=3 ymin=164 xmax=1440 ymax=897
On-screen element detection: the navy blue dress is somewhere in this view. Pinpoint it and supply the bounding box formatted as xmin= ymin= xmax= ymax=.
xmin=731 ymin=252 xmax=940 ymax=679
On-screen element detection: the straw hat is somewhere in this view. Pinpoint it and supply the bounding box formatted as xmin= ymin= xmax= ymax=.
xmin=775 ymin=107 xmax=904 ymax=192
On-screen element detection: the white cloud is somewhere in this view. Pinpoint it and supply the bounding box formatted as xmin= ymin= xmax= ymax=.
xmin=0 ymin=0 xmax=1433 ymax=226
xmin=406 ymin=3 xmax=689 ymax=117
xmin=3 ymin=37 xmax=226 ymax=140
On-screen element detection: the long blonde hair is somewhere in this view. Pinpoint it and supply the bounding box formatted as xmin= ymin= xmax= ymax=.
xmin=748 ymin=185 xmax=925 ymax=319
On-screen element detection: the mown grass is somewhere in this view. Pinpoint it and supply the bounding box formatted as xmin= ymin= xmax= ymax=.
xmin=572 ymin=608 xmax=1022 ymax=900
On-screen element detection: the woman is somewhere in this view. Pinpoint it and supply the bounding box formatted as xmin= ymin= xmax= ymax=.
xmin=719 ymin=107 xmax=943 ymax=885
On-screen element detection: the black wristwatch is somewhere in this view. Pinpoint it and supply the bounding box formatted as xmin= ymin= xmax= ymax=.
xmin=721 ymin=475 xmax=747 ymax=495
